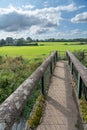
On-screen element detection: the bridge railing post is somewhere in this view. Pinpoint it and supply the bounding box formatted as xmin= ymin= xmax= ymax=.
xmin=69 ymin=57 xmax=70 ymax=65
xmin=71 ymin=61 xmax=73 ymax=74
xmin=55 ymin=51 xmax=58 ymax=61
xmin=66 ymin=52 xmax=70 ymax=65
xmin=53 ymin=51 xmax=58 ymax=69
xmin=41 ymin=75 xmax=45 ymax=95
xmin=50 ymin=61 xmax=53 ymax=75
xmin=78 ymin=74 xmax=82 ymax=99
xmin=53 ymin=55 xmax=56 ymax=66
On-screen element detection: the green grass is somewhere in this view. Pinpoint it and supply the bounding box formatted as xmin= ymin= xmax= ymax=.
xmin=0 ymin=42 xmax=87 ymax=59
xmin=0 ymin=56 xmax=42 ymax=103
xmin=38 ymin=41 xmax=80 ymax=45
xmin=0 ymin=42 xmax=87 ymax=120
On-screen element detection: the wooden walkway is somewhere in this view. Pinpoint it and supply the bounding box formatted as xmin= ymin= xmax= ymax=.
xmin=37 ymin=61 xmax=83 ymax=130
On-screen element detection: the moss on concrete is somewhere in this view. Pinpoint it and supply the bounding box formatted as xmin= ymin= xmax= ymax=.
xmin=80 ymin=98 xmax=87 ymax=123
xmin=27 ymin=94 xmax=45 ymax=129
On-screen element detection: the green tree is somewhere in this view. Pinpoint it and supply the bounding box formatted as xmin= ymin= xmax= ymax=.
xmin=0 ymin=39 xmax=6 ymax=46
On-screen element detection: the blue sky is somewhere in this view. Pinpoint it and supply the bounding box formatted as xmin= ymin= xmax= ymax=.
xmin=0 ymin=0 xmax=87 ymax=39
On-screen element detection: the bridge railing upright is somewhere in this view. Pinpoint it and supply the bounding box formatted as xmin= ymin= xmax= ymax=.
xmin=0 ymin=51 xmax=58 ymax=130
xmin=66 ymin=50 xmax=87 ymax=100
xmin=83 ymin=49 xmax=87 ymax=62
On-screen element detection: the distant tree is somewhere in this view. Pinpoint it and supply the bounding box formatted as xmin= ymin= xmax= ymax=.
xmin=6 ymin=37 xmax=14 ymax=45
xmin=0 ymin=39 xmax=6 ymax=46
xmin=35 ymin=39 xmax=39 ymax=42
xmin=16 ymin=38 xmax=25 ymax=46
xmin=26 ymin=37 xmax=32 ymax=42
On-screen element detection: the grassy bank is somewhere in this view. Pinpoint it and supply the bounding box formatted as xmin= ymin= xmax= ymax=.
xmin=0 ymin=56 xmax=42 ymax=104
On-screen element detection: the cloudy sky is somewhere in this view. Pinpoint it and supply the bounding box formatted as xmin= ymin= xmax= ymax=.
xmin=0 ymin=0 xmax=87 ymax=39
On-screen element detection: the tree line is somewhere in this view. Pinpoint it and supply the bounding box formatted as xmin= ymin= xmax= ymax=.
xmin=0 ymin=37 xmax=38 ymax=46
xmin=0 ymin=37 xmax=87 ymax=46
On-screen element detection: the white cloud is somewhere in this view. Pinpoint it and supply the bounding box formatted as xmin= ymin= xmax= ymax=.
xmin=29 ymin=26 xmax=40 ymax=35
xmin=0 ymin=3 xmax=79 ymax=33
xmin=78 ymin=5 xmax=86 ymax=9
xmin=70 ymin=29 xmax=81 ymax=35
xmin=22 ymin=5 xmax=35 ymax=9
xmin=48 ymin=29 xmax=87 ymax=39
xmin=71 ymin=12 xmax=87 ymax=23
xmin=68 ymin=29 xmax=87 ymax=37
xmin=0 ymin=3 xmax=86 ymax=39
xmin=0 ymin=5 xmax=61 ymax=32
xmin=56 ymin=3 xmax=77 ymax=12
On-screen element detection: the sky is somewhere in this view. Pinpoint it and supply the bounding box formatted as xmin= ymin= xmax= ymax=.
xmin=0 ymin=0 xmax=87 ymax=39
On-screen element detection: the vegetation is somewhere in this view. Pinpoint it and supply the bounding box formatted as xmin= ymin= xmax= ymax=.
xmin=23 ymin=58 xmax=53 ymax=118
xmin=0 ymin=40 xmax=87 ymax=125
xmin=0 ymin=37 xmax=38 ymax=46
xmin=0 ymin=42 xmax=86 ymax=103
xmin=0 ymin=37 xmax=87 ymax=46
xmin=27 ymin=95 xmax=45 ymax=129
xmin=0 ymin=42 xmax=87 ymax=59
xmin=74 ymin=49 xmax=87 ymax=68
xmin=23 ymin=81 xmax=41 ymax=118
xmin=80 ymin=98 xmax=87 ymax=122
xmin=0 ymin=56 xmax=42 ymax=104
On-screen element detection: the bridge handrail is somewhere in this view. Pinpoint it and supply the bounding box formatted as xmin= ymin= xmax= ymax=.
xmin=0 ymin=51 xmax=58 ymax=130
xmin=66 ymin=50 xmax=87 ymax=99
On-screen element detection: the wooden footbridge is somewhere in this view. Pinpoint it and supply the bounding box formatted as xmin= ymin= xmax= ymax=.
xmin=0 ymin=50 xmax=87 ymax=130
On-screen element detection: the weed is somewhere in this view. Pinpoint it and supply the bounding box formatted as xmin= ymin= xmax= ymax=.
xmin=80 ymin=97 xmax=87 ymax=123
xmin=27 ymin=95 xmax=45 ymax=129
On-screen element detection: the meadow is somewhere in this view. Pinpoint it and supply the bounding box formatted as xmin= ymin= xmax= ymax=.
xmin=0 ymin=42 xmax=87 ymax=119
xmin=0 ymin=42 xmax=87 ymax=59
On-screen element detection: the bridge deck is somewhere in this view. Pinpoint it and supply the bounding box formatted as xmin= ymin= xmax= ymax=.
xmin=37 ymin=61 xmax=82 ymax=130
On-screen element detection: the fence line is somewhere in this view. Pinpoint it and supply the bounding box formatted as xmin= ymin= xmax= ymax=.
xmin=0 ymin=51 xmax=58 ymax=130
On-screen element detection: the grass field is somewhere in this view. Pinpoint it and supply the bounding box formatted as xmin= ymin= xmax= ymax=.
xmin=0 ymin=42 xmax=87 ymax=59
xmin=0 ymin=42 xmax=87 ymax=119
